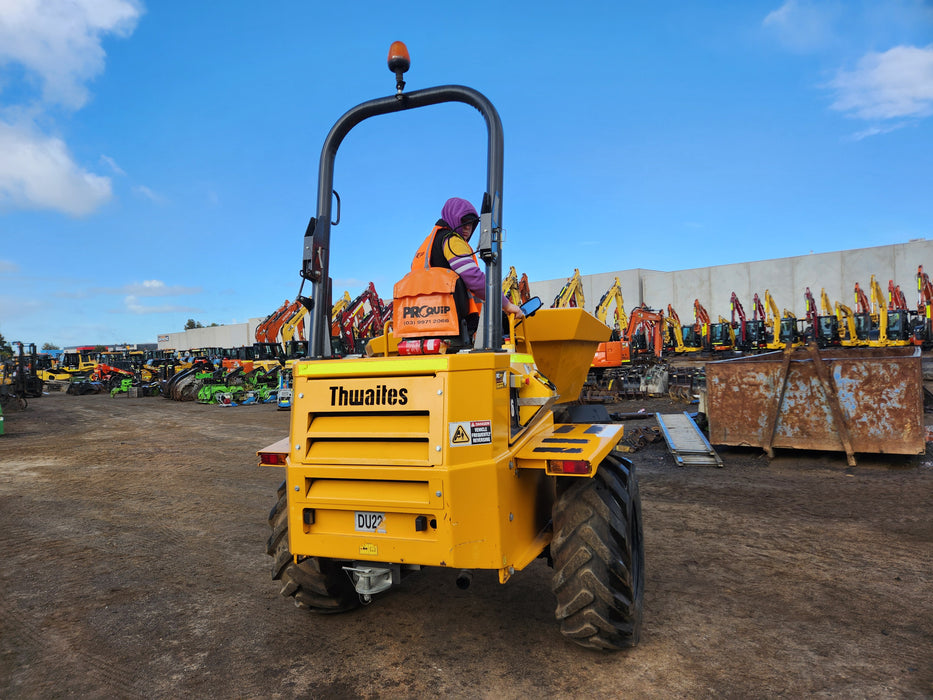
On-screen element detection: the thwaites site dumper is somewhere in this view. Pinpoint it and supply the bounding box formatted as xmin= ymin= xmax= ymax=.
xmin=259 ymin=43 xmax=644 ymax=650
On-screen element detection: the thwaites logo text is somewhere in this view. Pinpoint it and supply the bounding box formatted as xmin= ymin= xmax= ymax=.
xmin=329 ymin=384 xmax=408 ymax=407
xmin=402 ymin=304 xmax=451 ymax=319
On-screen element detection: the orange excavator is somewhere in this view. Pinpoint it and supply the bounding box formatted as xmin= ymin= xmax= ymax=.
xmin=625 ymin=305 xmax=665 ymax=361
xmin=256 ymin=301 xmax=291 ymax=345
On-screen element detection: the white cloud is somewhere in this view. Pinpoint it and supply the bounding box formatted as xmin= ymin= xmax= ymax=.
xmin=121 ymin=295 xmax=199 ymax=315
xmin=829 ymin=44 xmax=933 ymax=121
xmin=0 ymin=0 xmax=142 ymax=216
xmin=133 ymin=184 xmax=166 ymax=204
xmin=54 ymin=279 xmax=202 ymax=299
xmin=100 ymin=154 xmax=125 ymax=175
xmin=763 ymin=0 xmax=838 ymax=53
xmin=0 ymin=119 xmax=111 ymax=216
xmin=124 ymin=280 xmax=200 ymax=297
xmin=0 ymin=259 xmax=19 ymax=273
xmin=0 ymin=0 xmax=143 ymax=109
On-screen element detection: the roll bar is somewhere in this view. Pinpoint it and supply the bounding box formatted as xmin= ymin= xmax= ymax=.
xmin=301 ymin=85 xmax=504 ymax=358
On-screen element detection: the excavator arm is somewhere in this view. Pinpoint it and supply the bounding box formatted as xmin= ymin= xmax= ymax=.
xmin=551 ymin=269 xmax=585 ymax=309
xmin=595 ymin=278 xmax=626 ymax=338
xmin=624 ymin=306 xmax=665 ymax=359
xmin=835 ymin=302 xmax=860 ymax=346
xmin=693 ymin=299 xmax=711 ymax=350
xmin=503 ymin=267 xmax=520 ymax=306
xmin=764 ymin=290 xmax=783 ymax=348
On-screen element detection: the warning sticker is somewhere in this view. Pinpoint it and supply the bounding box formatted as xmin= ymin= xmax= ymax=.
xmin=449 ymin=420 xmax=492 ymax=446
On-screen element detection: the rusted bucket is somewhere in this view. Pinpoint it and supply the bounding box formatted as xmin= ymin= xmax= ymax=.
xmin=706 ymin=345 xmax=924 ymax=465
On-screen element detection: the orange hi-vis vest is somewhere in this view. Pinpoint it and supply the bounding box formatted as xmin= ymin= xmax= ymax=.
xmin=393 ymin=226 xmax=481 ymax=338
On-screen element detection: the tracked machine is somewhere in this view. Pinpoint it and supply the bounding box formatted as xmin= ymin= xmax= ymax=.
xmin=258 ymin=43 xmax=644 ymax=650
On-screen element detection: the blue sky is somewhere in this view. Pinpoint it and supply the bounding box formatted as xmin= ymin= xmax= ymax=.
xmin=1 ymin=0 xmax=931 ymax=348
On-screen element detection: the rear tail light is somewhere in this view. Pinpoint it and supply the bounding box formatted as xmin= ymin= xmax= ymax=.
xmin=259 ymin=452 xmax=288 ymax=466
xmin=548 ymin=459 xmax=592 ymax=475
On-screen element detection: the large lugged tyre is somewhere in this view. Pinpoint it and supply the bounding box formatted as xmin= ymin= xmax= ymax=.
xmin=266 ymin=480 xmax=359 ymax=613
xmin=550 ymin=453 xmax=644 ymax=650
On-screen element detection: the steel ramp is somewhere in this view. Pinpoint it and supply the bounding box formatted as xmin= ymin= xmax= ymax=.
xmin=656 ymin=412 xmax=723 ymax=468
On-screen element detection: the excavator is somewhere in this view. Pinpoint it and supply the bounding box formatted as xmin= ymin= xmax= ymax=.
xmin=869 ymin=275 xmax=911 ymax=347
xmin=764 ymin=290 xmax=801 ymax=349
xmin=551 ymin=268 xmax=585 ymax=309
xmin=887 ymin=278 xmax=922 ymax=346
xmin=916 ymin=265 xmax=933 ymax=347
xmin=502 ymin=266 xmax=531 ymax=307
xmin=693 ymin=299 xmax=711 ymax=352
xmin=332 ymin=282 xmax=389 ymax=356
xmin=256 ymin=301 xmax=292 ymax=345
xmin=888 ymin=279 xmax=908 ymax=311
xmin=625 ymin=305 xmax=666 ymax=361
xmin=666 ymin=304 xmax=701 ymax=353
xmin=709 ymin=315 xmax=735 ymax=352
xmin=280 ymin=302 xmax=309 ymax=358
xmin=591 ymin=277 xmax=630 ymax=369
xmin=730 ymin=292 xmax=764 ymax=352
xmin=805 ymin=287 xmax=839 ymax=348
xmin=835 ymin=301 xmax=865 ymax=347
xmin=703 ymin=297 xmax=736 ymax=353
xmin=258 ymin=42 xmax=643 ymax=650
xmin=853 ymin=281 xmax=875 ymax=344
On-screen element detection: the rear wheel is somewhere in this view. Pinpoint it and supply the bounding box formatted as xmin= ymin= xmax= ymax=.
xmin=550 ymin=453 xmax=644 ymax=650
xmin=266 ymin=480 xmax=359 ymax=613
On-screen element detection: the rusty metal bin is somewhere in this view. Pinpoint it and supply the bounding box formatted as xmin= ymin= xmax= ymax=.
xmin=706 ymin=345 xmax=924 ymax=464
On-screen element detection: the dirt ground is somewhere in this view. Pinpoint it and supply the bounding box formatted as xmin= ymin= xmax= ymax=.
xmin=1 ymin=391 xmax=931 ymax=698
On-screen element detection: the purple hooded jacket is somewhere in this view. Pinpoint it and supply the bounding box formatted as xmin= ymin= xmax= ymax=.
xmin=439 ymin=197 xmax=486 ymax=301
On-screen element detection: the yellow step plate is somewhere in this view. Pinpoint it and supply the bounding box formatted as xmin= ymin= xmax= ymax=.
xmin=514 ymin=423 xmax=624 ymax=473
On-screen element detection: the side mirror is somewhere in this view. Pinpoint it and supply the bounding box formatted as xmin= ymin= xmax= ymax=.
xmin=520 ymin=296 xmax=543 ymax=318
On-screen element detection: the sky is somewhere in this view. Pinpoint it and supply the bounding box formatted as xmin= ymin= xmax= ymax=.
xmin=1 ymin=0 xmax=931 ymax=348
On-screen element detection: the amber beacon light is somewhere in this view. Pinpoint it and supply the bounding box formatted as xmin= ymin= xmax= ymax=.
xmin=387 ymin=41 xmax=410 ymax=95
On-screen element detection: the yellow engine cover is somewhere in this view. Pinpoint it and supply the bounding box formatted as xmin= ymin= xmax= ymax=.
xmin=285 ymin=352 xmax=565 ymax=581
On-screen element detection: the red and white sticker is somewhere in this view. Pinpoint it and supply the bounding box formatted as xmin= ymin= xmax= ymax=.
xmin=449 ymin=420 xmax=492 ymax=446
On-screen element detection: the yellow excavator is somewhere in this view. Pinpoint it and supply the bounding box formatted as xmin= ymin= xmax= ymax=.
xmin=764 ymin=290 xmax=801 ymax=349
xmin=259 ymin=42 xmax=643 ymax=650
xmin=551 ymin=268 xmax=585 ymax=309
xmin=666 ymin=304 xmax=701 ymax=353
xmin=869 ymin=274 xmax=911 ymax=347
xmin=502 ymin=266 xmax=531 ymax=307
xmin=834 ymin=301 xmax=865 ymax=347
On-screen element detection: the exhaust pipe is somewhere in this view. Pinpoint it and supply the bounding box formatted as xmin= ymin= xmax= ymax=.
xmin=455 ymin=570 xmax=473 ymax=590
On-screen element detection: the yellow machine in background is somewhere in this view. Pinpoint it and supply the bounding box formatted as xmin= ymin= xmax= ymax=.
xmin=551 ymin=268 xmax=585 ymax=309
xmin=259 ymin=43 xmax=643 ymax=651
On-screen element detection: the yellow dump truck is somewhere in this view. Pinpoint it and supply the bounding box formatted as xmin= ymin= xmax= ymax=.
xmin=259 ymin=42 xmax=644 ymax=650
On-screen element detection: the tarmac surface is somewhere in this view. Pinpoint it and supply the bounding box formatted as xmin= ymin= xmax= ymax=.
xmin=1 ymin=391 xmax=931 ymax=698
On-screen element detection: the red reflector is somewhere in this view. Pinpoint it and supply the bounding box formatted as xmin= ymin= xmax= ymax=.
xmin=398 ymin=338 xmax=450 ymax=355
xmin=548 ymin=459 xmax=591 ymax=474
xmin=259 ymin=452 xmax=287 ymax=466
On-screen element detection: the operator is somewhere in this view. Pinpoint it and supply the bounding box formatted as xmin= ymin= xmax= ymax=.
xmin=412 ymin=197 xmax=524 ymax=340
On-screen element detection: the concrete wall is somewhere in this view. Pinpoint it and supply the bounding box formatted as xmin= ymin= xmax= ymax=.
xmin=158 ymin=318 xmax=263 ymax=352
xmin=529 ymin=240 xmax=933 ymax=322
xmin=156 ymin=240 xmax=932 ymax=349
